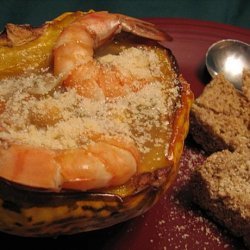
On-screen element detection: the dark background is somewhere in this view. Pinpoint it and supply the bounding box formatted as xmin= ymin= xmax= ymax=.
xmin=0 ymin=0 xmax=250 ymax=29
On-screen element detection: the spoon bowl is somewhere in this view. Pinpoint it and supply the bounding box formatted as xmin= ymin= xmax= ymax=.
xmin=206 ymin=39 xmax=250 ymax=89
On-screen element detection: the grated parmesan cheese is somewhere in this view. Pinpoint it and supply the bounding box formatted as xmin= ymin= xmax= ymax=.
xmin=0 ymin=47 xmax=180 ymax=156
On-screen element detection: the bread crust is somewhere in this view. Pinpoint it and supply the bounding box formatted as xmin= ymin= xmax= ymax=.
xmin=190 ymin=70 xmax=250 ymax=248
xmin=190 ymin=73 xmax=250 ymax=154
xmin=191 ymin=147 xmax=250 ymax=248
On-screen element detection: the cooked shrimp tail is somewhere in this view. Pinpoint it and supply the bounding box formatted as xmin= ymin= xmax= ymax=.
xmin=54 ymin=11 xmax=171 ymax=98
xmin=119 ymin=14 xmax=172 ymax=41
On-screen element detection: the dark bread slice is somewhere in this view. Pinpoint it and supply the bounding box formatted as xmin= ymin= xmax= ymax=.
xmin=190 ymin=70 xmax=250 ymax=248
xmin=242 ymin=69 xmax=250 ymax=100
xmin=191 ymin=146 xmax=250 ymax=248
xmin=190 ymin=72 xmax=250 ymax=154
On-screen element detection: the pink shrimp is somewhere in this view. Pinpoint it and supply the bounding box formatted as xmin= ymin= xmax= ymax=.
xmin=0 ymin=139 xmax=140 ymax=191
xmin=53 ymin=11 xmax=171 ymax=98
xmin=0 ymin=11 xmax=168 ymax=191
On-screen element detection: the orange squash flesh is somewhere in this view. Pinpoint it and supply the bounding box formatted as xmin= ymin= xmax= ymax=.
xmin=0 ymin=12 xmax=193 ymax=236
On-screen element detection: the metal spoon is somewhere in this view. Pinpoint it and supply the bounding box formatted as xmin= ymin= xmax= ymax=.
xmin=206 ymin=39 xmax=250 ymax=89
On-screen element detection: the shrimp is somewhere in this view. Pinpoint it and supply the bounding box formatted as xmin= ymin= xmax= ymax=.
xmin=0 ymin=139 xmax=140 ymax=191
xmin=53 ymin=11 xmax=171 ymax=98
xmin=0 ymin=12 xmax=167 ymax=191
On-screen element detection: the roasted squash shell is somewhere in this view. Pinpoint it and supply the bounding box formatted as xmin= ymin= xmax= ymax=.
xmin=0 ymin=12 xmax=193 ymax=236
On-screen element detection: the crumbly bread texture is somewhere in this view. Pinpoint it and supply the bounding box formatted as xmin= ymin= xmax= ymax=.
xmin=190 ymin=70 xmax=250 ymax=248
xmin=242 ymin=69 xmax=250 ymax=100
xmin=191 ymin=147 xmax=250 ymax=248
xmin=190 ymin=71 xmax=250 ymax=154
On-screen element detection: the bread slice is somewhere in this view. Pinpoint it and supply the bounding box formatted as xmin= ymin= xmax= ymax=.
xmin=190 ymin=70 xmax=250 ymax=248
xmin=190 ymin=72 xmax=250 ymax=154
xmin=242 ymin=69 xmax=250 ymax=100
xmin=191 ymin=146 xmax=250 ymax=248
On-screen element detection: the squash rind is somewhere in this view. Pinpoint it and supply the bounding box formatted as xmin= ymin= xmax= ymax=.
xmin=0 ymin=12 xmax=193 ymax=236
xmin=0 ymin=75 xmax=192 ymax=236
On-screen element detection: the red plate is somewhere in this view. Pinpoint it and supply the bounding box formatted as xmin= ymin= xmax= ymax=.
xmin=1 ymin=18 xmax=250 ymax=249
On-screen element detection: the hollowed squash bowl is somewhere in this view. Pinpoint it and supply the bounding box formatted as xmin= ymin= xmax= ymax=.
xmin=0 ymin=11 xmax=193 ymax=237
